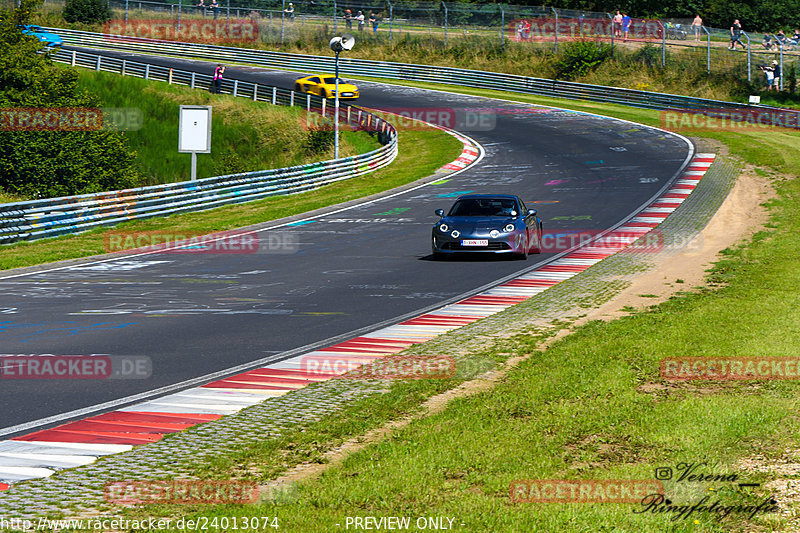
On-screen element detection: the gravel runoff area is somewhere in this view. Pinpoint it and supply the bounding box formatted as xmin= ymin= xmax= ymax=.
xmin=0 ymin=141 xmax=739 ymax=519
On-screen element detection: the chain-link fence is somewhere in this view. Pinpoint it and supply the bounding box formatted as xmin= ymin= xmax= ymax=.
xmin=24 ymin=0 xmax=800 ymax=89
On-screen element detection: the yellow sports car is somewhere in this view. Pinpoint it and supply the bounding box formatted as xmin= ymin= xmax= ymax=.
xmin=294 ymin=75 xmax=360 ymax=99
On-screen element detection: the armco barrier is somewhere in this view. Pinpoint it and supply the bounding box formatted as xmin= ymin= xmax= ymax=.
xmin=0 ymin=48 xmax=397 ymax=244
xmin=45 ymin=26 xmax=791 ymax=114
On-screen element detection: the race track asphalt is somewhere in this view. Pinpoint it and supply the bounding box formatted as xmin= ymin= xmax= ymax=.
xmin=0 ymin=48 xmax=691 ymax=434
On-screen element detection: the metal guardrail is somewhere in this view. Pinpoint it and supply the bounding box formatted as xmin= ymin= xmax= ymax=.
xmin=48 ymin=26 xmax=789 ymax=114
xmin=0 ymin=47 xmax=398 ymax=244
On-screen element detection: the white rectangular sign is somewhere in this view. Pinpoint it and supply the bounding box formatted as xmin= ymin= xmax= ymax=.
xmin=178 ymin=105 xmax=212 ymax=153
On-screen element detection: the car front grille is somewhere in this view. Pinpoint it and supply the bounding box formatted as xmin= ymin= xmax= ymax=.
xmin=441 ymin=242 xmax=510 ymax=251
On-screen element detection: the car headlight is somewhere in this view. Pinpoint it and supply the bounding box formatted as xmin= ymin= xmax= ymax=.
xmin=439 ymin=223 xmax=449 ymax=233
xmin=451 ymin=230 xmax=460 ymax=238
xmin=504 ymin=224 xmax=516 ymax=233
xmin=489 ymin=230 xmax=500 ymax=238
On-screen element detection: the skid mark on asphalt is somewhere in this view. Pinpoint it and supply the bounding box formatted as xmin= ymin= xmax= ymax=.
xmin=0 ymin=154 xmax=714 ymax=489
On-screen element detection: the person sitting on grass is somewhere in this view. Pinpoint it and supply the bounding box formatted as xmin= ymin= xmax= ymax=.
xmin=763 ymin=32 xmax=776 ymax=50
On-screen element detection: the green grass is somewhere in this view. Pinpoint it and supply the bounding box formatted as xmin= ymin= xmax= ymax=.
xmin=0 ymin=123 xmax=461 ymax=270
xmin=104 ymin=89 xmax=800 ymax=532
xmin=73 ymin=69 xmax=379 ymax=185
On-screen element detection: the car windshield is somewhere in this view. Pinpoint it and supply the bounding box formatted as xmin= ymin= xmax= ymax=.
xmin=322 ymin=77 xmax=345 ymax=84
xmin=448 ymin=198 xmax=517 ymax=217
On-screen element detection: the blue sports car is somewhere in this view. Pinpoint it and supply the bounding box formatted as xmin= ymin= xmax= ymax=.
xmin=21 ymin=25 xmax=63 ymax=50
xmin=432 ymin=194 xmax=543 ymax=260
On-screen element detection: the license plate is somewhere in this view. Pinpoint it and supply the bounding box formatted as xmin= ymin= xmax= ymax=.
xmin=341 ymin=92 xmax=354 ymax=97
xmin=461 ymin=239 xmax=488 ymax=247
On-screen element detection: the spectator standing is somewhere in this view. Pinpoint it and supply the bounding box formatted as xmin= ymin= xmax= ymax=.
xmin=210 ymin=0 xmax=219 ymax=19
xmin=729 ymin=19 xmax=745 ymax=50
xmin=762 ymin=63 xmax=775 ymax=90
xmin=523 ymin=19 xmax=531 ymax=40
xmin=613 ymin=10 xmax=622 ymax=38
xmin=516 ymin=21 xmax=524 ymax=41
xmin=772 ymin=60 xmax=781 ymax=90
xmin=344 ymin=9 xmax=353 ymax=30
xmin=370 ymin=12 xmax=378 ymax=34
xmin=691 ymin=14 xmax=703 ymax=41
xmin=284 ymin=2 xmax=294 ymax=21
xmin=212 ymin=64 xmax=225 ymax=94
xmin=356 ymin=10 xmax=365 ymax=32
xmin=621 ymin=12 xmax=631 ymax=42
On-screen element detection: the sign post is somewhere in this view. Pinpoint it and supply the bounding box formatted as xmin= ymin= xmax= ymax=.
xmin=178 ymin=105 xmax=212 ymax=181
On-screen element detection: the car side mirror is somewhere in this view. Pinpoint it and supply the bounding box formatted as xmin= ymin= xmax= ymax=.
xmin=435 ymin=209 xmax=444 ymax=217
xmin=530 ymin=209 xmax=537 ymax=216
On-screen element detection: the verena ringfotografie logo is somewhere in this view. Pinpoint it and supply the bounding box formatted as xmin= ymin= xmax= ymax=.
xmin=661 ymin=357 xmax=800 ymax=381
xmin=105 ymin=480 xmax=258 ymax=505
xmin=103 ymin=230 xmax=298 ymax=254
xmin=104 ymin=20 xmax=259 ymax=44
xmin=301 ymin=355 xmax=456 ymax=380
xmin=0 ymin=355 xmax=151 ymax=379
xmin=509 ymin=479 xmax=664 ymax=503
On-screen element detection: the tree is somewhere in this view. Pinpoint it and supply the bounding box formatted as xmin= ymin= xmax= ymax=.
xmin=0 ymin=0 xmax=141 ymax=198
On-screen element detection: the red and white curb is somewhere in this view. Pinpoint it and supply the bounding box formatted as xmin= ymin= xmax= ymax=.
xmin=439 ymin=133 xmax=481 ymax=172
xmin=0 ymin=155 xmax=714 ymax=490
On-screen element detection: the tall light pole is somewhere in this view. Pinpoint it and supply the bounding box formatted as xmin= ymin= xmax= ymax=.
xmin=330 ymin=33 xmax=354 ymax=160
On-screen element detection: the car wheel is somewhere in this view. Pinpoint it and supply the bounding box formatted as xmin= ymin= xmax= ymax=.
xmin=530 ymin=229 xmax=542 ymax=254
xmin=516 ymin=235 xmax=529 ymax=260
xmin=295 ymin=83 xmax=302 ymax=92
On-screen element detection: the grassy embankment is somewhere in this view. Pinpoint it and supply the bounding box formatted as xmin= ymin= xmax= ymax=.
xmin=0 ymin=70 xmax=463 ymax=270
xmin=117 ymin=88 xmax=800 ymax=532
xmin=73 ymin=69 xmax=379 ymax=184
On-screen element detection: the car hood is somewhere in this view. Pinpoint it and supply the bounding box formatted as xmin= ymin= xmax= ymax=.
xmin=27 ymin=30 xmax=62 ymax=44
xmin=330 ymin=83 xmax=358 ymax=92
xmin=440 ymin=216 xmax=517 ymax=232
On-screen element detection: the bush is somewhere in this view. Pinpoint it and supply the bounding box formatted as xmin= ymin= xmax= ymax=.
xmin=552 ymin=40 xmax=613 ymax=81
xmin=0 ymin=0 xmax=142 ymax=199
xmin=630 ymin=44 xmax=667 ymax=69
xmin=63 ymin=0 xmax=110 ymax=24
xmin=304 ymin=127 xmax=335 ymax=155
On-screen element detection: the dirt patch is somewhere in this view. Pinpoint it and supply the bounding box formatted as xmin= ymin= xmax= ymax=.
xmin=258 ymin=162 xmax=776 ymax=501
xmin=738 ymin=450 xmax=800 ymax=532
xmin=579 ymin=163 xmax=774 ymax=323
